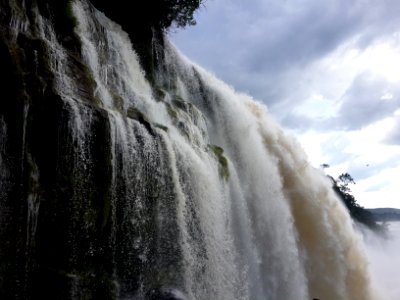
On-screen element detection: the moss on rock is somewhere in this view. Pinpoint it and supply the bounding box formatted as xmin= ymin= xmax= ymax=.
xmin=154 ymin=123 xmax=169 ymax=132
xmin=208 ymin=145 xmax=229 ymax=181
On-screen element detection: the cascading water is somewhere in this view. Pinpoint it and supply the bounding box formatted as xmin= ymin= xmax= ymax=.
xmin=0 ymin=0 xmax=380 ymax=299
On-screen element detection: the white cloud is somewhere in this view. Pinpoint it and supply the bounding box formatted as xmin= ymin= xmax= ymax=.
xmin=384 ymin=114 xmax=400 ymax=145
xmin=295 ymin=119 xmax=400 ymax=208
xmin=352 ymin=165 xmax=400 ymax=208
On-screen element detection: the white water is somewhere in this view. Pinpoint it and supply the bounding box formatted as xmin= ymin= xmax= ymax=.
xmin=363 ymin=222 xmax=400 ymax=300
xmin=5 ymin=0 xmax=382 ymax=299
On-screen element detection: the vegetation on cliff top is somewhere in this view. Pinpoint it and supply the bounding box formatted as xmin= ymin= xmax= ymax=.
xmin=91 ymin=0 xmax=203 ymax=32
xmin=329 ymin=172 xmax=385 ymax=232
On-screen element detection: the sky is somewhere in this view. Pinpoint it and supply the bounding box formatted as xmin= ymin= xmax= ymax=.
xmin=171 ymin=0 xmax=400 ymax=209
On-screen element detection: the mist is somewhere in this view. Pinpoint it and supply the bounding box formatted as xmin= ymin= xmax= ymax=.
xmin=361 ymin=222 xmax=400 ymax=299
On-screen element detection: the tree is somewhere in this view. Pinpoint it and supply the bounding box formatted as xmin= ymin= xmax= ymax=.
xmin=91 ymin=0 xmax=203 ymax=32
xmin=330 ymin=173 xmax=384 ymax=232
xmin=337 ymin=173 xmax=355 ymax=192
xmin=156 ymin=0 xmax=202 ymax=29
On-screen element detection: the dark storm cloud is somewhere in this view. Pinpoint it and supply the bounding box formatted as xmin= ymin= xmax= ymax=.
xmin=173 ymin=0 xmax=400 ymax=108
xmin=244 ymin=1 xmax=366 ymax=73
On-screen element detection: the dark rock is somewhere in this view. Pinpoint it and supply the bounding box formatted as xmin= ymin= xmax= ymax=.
xmin=147 ymin=287 xmax=188 ymax=300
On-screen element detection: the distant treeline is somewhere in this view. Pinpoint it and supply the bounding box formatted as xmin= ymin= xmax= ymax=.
xmin=367 ymin=208 xmax=400 ymax=222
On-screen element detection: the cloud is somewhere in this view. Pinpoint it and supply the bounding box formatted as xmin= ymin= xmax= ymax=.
xmin=279 ymin=69 xmax=400 ymax=132
xmin=383 ymin=115 xmax=400 ymax=145
xmin=346 ymin=158 xmax=399 ymax=183
xmin=244 ymin=1 xmax=366 ymax=73
xmin=281 ymin=114 xmax=314 ymax=131
xmin=331 ymin=72 xmax=400 ymax=130
xmin=173 ymin=0 xmax=400 ymax=109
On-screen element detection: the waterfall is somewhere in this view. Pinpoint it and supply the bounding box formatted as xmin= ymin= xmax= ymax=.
xmin=0 ymin=0 xmax=380 ymax=299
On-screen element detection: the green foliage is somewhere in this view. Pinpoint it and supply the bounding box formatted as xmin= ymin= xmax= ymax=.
xmin=166 ymin=0 xmax=202 ymax=29
xmin=148 ymin=0 xmax=202 ymax=29
xmin=154 ymin=123 xmax=169 ymax=132
xmin=91 ymin=0 xmax=203 ymax=31
xmin=65 ymin=1 xmax=78 ymax=29
xmin=209 ymin=145 xmax=230 ymax=181
xmin=330 ymin=173 xmax=384 ymax=232
xmin=337 ymin=172 xmax=355 ymax=193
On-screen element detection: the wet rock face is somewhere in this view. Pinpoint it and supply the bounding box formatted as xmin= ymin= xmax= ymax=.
xmin=0 ymin=1 xmax=174 ymax=298
xmin=0 ymin=1 xmax=118 ymax=298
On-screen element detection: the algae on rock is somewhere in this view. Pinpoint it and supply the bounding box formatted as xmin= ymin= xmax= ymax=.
xmin=208 ymin=144 xmax=230 ymax=181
